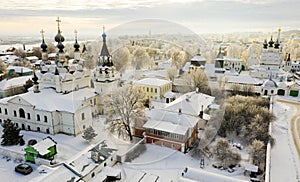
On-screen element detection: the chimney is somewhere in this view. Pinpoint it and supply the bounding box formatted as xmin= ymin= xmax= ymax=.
xmin=199 ymin=105 xmax=204 ymax=119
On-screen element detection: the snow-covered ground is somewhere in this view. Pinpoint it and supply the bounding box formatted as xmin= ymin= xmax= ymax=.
xmin=115 ymin=144 xmax=249 ymax=182
xmin=271 ymin=99 xmax=300 ymax=182
xmin=0 ymin=116 xmax=136 ymax=181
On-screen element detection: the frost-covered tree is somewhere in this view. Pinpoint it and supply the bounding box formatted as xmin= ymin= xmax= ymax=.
xmin=211 ymin=138 xmax=241 ymax=168
xmin=1 ymin=119 xmax=22 ymax=146
xmin=181 ymin=69 xmax=210 ymax=94
xmin=82 ymin=126 xmax=97 ymax=142
xmin=113 ymin=47 xmax=131 ymax=73
xmin=249 ymin=139 xmax=266 ymax=167
xmin=104 ymin=85 xmax=146 ymax=141
xmin=166 ymin=66 xmax=178 ymax=82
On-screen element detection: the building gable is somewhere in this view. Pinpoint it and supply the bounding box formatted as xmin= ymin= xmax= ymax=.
xmin=7 ymin=96 xmax=33 ymax=107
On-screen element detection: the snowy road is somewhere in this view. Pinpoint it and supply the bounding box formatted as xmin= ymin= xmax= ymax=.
xmin=271 ymin=100 xmax=300 ymax=182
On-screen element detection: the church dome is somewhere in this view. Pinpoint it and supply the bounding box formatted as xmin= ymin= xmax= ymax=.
xmin=74 ymin=41 xmax=80 ymax=51
xmin=263 ymin=79 xmax=277 ymax=88
xmin=57 ymin=42 xmax=64 ymax=51
xmin=55 ymin=32 xmax=65 ymax=42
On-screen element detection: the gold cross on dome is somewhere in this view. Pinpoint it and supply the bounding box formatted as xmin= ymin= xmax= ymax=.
xmin=56 ymin=17 xmax=61 ymax=31
xmin=103 ymin=25 xmax=105 ymax=33
xmin=74 ymin=29 xmax=78 ymax=39
xmin=40 ymin=29 xmax=45 ymax=40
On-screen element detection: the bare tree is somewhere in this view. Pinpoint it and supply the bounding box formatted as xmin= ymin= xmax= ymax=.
xmin=181 ymin=69 xmax=211 ymax=94
xmin=113 ymin=47 xmax=131 ymax=73
xmin=82 ymin=126 xmax=97 ymax=142
xmin=211 ymin=138 xmax=241 ymax=168
xmin=14 ymin=48 xmax=26 ymax=59
xmin=166 ymin=66 xmax=178 ymax=82
xmin=248 ymin=139 xmax=266 ymax=167
xmin=104 ymin=85 xmax=146 ymax=141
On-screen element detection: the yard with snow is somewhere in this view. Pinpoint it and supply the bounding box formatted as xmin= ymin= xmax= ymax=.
xmin=0 ymin=99 xmax=300 ymax=182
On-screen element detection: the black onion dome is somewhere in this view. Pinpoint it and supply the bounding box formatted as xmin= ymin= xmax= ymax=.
xmin=32 ymin=72 xmax=38 ymax=84
xmin=57 ymin=42 xmax=64 ymax=52
xmin=55 ymin=32 xmax=65 ymax=42
xmin=268 ymin=37 xmax=274 ymax=47
xmin=274 ymin=39 xmax=280 ymax=49
xmin=41 ymin=40 xmax=47 ymax=51
xmin=74 ymin=41 xmax=80 ymax=51
xmin=263 ymin=39 xmax=268 ymax=49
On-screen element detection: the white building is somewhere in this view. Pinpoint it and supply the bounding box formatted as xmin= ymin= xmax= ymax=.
xmin=250 ymin=29 xmax=284 ymax=79
xmin=0 ymin=87 xmax=98 ymax=135
xmin=223 ymin=56 xmax=243 ymax=73
xmin=0 ymin=18 xmax=102 ymax=136
xmin=93 ymin=27 xmax=120 ymax=95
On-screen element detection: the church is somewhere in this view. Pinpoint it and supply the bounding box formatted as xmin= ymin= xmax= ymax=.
xmin=0 ymin=18 xmax=119 ymax=135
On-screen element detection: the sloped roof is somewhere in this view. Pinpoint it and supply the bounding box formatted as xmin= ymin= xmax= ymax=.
xmin=191 ymin=54 xmax=206 ymax=62
xmin=135 ymin=77 xmax=171 ymax=87
xmin=32 ymin=137 xmax=56 ymax=156
xmin=165 ymin=91 xmax=215 ymax=116
xmin=0 ymin=75 xmax=32 ymax=90
xmin=0 ymin=87 xmax=96 ymax=113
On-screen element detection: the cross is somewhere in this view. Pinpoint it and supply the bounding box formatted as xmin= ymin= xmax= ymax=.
xmin=56 ymin=16 xmax=61 ymax=31
xmin=103 ymin=25 xmax=105 ymax=33
xmin=74 ymin=30 xmax=78 ymax=40
xmin=40 ymin=29 xmax=45 ymax=40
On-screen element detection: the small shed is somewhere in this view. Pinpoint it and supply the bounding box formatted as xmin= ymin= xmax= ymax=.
xmin=25 ymin=136 xmax=57 ymax=163
xmin=244 ymin=164 xmax=258 ymax=176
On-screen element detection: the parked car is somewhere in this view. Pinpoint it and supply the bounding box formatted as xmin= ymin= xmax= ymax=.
xmin=15 ymin=163 xmax=33 ymax=175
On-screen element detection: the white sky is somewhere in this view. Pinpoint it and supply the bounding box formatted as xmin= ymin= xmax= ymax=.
xmin=0 ymin=0 xmax=299 ymax=37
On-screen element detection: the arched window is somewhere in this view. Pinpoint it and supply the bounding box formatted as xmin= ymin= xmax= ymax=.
xmin=19 ymin=109 xmax=25 ymax=118
xmin=44 ymin=116 xmax=48 ymax=123
xmin=37 ymin=114 xmax=40 ymax=121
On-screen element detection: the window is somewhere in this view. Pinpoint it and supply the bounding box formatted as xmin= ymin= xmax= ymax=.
xmin=37 ymin=127 xmax=40 ymax=132
xmin=0 ymin=107 xmax=1 ymax=113
xmin=19 ymin=108 xmax=25 ymax=118
xmin=147 ymin=87 xmax=149 ymax=92
xmin=151 ymin=88 xmax=153 ymax=92
xmin=46 ymin=128 xmax=50 ymax=134
xmin=27 ymin=113 xmax=31 ymax=120
xmin=27 ymin=125 xmax=31 ymax=131
xmin=82 ymin=113 xmax=85 ymax=120
xmin=5 ymin=108 xmax=8 ymax=115
xmin=155 ymin=88 xmax=157 ymax=93
xmin=44 ymin=116 xmax=48 ymax=123
xmin=94 ymin=98 xmax=96 ymax=106
xmin=83 ymin=125 xmax=86 ymax=129
xmin=37 ymin=114 xmax=40 ymax=121
xmin=90 ymin=100 xmax=92 ymax=104
xmin=14 ymin=110 xmax=17 ymax=117
xmin=0 ymin=119 xmax=2 ymax=124
xmin=15 ymin=123 xmax=18 ymax=127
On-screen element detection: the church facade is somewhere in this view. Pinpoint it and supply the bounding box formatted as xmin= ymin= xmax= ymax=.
xmin=0 ymin=18 xmax=118 ymax=135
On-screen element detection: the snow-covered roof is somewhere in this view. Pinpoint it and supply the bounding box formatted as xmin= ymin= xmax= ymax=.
xmin=224 ymin=56 xmax=243 ymax=62
xmin=164 ymin=91 xmax=176 ymax=98
xmin=245 ymin=164 xmax=258 ymax=172
xmin=32 ymin=137 xmax=56 ymax=156
xmin=182 ymin=62 xmax=191 ymax=72
xmin=135 ymin=77 xmax=171 ymax=87
xmin=144 ymin=118 xmax=189 ymax=135
xmin=69 ymin=140 xmax=117 ymax=177
xmin=226 ymin=75 xmax=263 ymax=85
xmin=0 ymin=75 xmax=32 ymax=90
xmin=25 ymin=56 xmax=39 ymax=61
xmin=191 ymin=54 xmax=206 ymax=62
xmin=165 ymin=91 xmax=215 ymax=116
xmin=0 ymin=87 xmax=97 ymax=113
xmin=179 ymin=167 xmax=247 ymax=182
xmin=39 ymin=165 xmax=80 ymax=182
xmin=7 ymin=66 xmax=32 ymax=73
